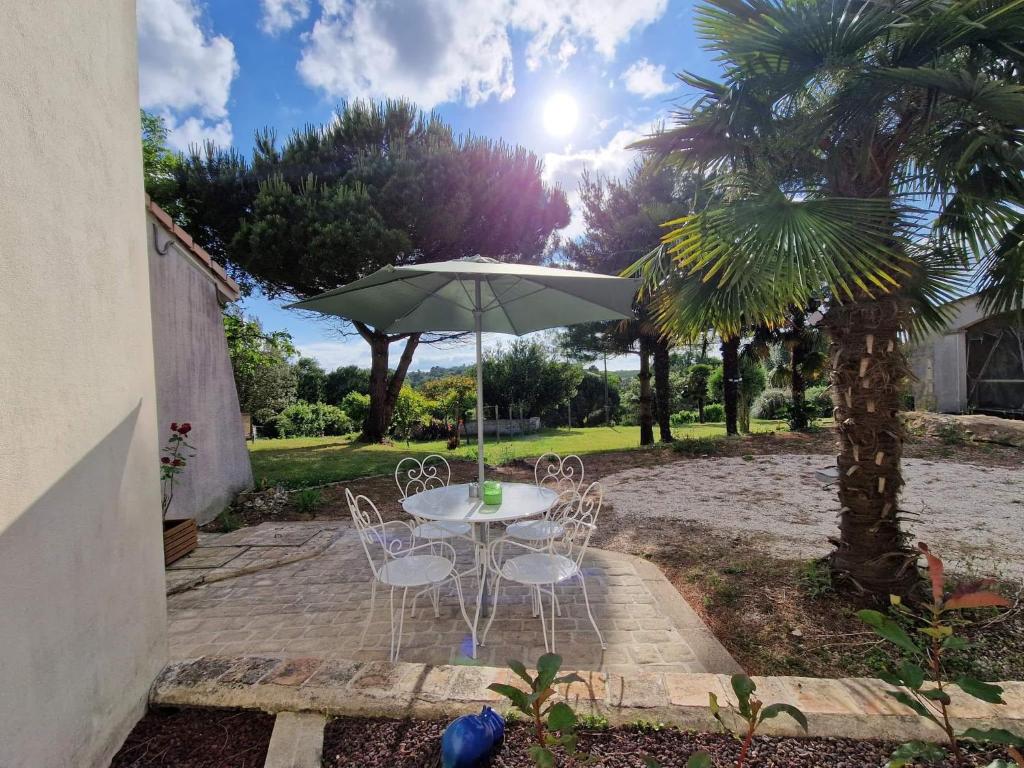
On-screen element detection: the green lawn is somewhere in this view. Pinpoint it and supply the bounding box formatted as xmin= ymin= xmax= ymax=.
xmin=248 ymin=421 xmax=790 ymax=488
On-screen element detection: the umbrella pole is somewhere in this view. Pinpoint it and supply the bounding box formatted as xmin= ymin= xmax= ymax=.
xmin=474 ymin=280 xmax=485 ymax=487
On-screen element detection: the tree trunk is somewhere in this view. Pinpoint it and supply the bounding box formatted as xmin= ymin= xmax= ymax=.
xmin=653 ymin=337 xmax=674 ymax=442
xmin=789 ymin=309 xmax=810 ymax=430
xmin=357 ymin=323 xmax=421 ymax=443
xmin=824 ymin=295 xmax=917 ymax=597
xmin=638 ymin=337 xmax=654 ymax=446
xmin=721 ymin=335 xmax=740 ymax=436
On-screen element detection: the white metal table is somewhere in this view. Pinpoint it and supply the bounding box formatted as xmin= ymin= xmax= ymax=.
xmin=401 ymin=482 xmax=558 ymax=623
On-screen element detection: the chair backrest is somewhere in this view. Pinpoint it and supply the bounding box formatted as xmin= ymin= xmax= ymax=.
xmin=395 ymin=454 xmax=451 ymax=500
xmin=559 ymin=481 xmax=603 ymax=567
xmin=534 ymin=453 xmax=585 ymax=493
xmin=345 ymin=488 xmax=399 ymax=578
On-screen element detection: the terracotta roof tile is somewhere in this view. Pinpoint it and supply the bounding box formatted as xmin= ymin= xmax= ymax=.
xmin=146 ymin=199 xmax=240 ymax=301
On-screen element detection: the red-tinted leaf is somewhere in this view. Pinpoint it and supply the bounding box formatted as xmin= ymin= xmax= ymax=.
xmin=944 ymin=591 xmax=1012 ymax=611
xmin=918 ymin=543 xmax=944 ymax=606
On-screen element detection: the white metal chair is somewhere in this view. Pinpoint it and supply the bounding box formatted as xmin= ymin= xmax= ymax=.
xmin=395 ymin=454 xmax=472 ymax=541
xmin=534 ymin=452 xmax=585 ymax=493
xmin=346 ymin=488 xmax=473 ymax=661
xmin=479 ymin=481 xmax=606 ymax=653
xmin=504 ymin=453 xmax=585 ymax=543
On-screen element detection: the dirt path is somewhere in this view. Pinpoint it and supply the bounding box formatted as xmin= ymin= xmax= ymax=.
xmin=602 ymin=454 xmax=1024 ymax=578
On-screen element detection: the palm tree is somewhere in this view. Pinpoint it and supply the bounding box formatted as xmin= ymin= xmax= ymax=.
xmin=634 ymin=0 xmax=1023 ymax=595
xmin=628 ymin=246 xmax=791 ymax=435
xmin=751 ymin=305 xmax=828 ymax=430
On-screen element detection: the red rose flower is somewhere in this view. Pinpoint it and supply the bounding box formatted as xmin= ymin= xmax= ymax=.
xmin=178 ymin=423 xmax=192 ymax=435
xmin=161 ymin=457 xmax=171 ymax=464
xmin=170 ymin=422 xmax=179 ymax=432
xmin=172 ymin=458 xmax=185 ymax=467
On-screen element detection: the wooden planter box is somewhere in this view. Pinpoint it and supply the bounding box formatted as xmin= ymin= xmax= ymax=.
xmin=164 ymin=518 xmax=197 ymax=565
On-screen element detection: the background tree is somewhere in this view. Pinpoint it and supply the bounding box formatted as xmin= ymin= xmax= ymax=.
xmin=223 ymin=309 xmax=298 ymax=423
xmin=482 ymin=340 xmax=584 ymax=423
xmin=324 ymin=365 xmax=370 ymax=406
xmin=636 ymin=0 xmax=1024 ymax=594
xmin=563 ymin=160 xmax=697 ymax=443
xmin=294 ymin=357 xmax=327 ymax=404
xmin=683 ymin=363 xmax=714 ymax=423
xmin=140 ymin=110 xmax=178 ymax=207
xmin=750 ymin=306 xmax=828 ymax=430
xmin=420 ymin=375 xmax=476 ymax=428
xmin=169 ymin=99 xmax=569 ymax=442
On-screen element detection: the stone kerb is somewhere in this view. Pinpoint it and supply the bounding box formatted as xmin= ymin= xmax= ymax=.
xmin=151 ymin=655 xmax=1024 ymax=743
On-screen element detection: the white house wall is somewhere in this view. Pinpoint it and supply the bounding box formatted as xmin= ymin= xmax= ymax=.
xmin=0 ymin=3 xmax=167 ymax=766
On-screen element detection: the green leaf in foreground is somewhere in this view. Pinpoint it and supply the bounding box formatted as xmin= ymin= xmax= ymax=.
xmin=857 ymin=609 xmax=923 ymax=655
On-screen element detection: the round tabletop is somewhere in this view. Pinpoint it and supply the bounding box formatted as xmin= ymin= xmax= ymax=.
xmin=401 ymin=482 xmax=558 ymax=524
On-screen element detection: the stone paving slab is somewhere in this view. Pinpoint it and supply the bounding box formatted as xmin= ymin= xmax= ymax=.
xmin=165 ymin=523 xmax=343 ymax=595
xmin=167 ymin=526 xmax=740 ymax=675
xmin=264 ymin=712 xmax=325 ymax=768
xmin=151 ymin=654 xmax=1024 ymax=743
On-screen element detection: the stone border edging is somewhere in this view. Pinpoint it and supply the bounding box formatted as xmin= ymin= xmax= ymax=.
xmin=151 ymin=655 xmax=1024 ymax=743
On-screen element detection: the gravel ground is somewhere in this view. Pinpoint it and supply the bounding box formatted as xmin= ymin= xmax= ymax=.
xmin=602 ymin=455 xmax=1024 ymax=579
xmin=321 ymin=717 xmax=1004 ymax=767
xmin=110 ymin=707 xmax=274 ymax=768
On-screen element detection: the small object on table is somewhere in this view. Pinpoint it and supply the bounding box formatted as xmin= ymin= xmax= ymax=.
xmin=441 ymin=706 xmax=505 ymax=768
xmin=468 ymin=481 xmax=479 ymax=499
xmin=482 ymin=480 xmax=502 ymax=506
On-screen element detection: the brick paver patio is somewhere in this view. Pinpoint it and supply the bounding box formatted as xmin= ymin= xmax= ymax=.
xmin=167 ymin=522 xmax=740 ymax=675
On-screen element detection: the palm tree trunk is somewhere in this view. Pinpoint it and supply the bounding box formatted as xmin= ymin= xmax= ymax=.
xmin=638 ymin=337 xmax=655 ymax=446
xmin=721 ymin=335 xmax=740 ymax=436
xmin=824 ymin=296 xmax=917 ymax=596
xmin=790 ymin=310 xmax=810 ymax=430
xmin=654 ymin=337 xmax=674 ymax=442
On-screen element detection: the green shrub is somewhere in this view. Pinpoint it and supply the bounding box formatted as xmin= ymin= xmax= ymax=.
xmin=340 ymin=391 xmax=370 ymax=427
xmin=703 ymin=403 xmax=725 ymax=422
xmin=274 ymin=401 xmax=353 ymax=437
xmin=672 ymin=436 xmax=721 ymax=455
xmin=753 ymin=388 xmax=791 ymax=419
xmin=293 ymin=488 xmax=323 ymax=515
xmin=670 ymin=409 xmax=698 ymax=426
xmin=805 ymin=385 xmax=834 ymax=418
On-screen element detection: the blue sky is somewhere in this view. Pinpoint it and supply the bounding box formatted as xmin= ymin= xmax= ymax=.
xmin=137 ymin=0 xmax=716 ymax=370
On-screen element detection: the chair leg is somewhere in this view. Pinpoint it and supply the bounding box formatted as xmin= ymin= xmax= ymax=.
xmin=480 ymin=573 xmax=503 ymax=647
xmin=551 ymin=583 xmax=557 ymax=652
xmin=360 ymin=579 xmax=377 ymax=650
xmin=389 ymin=586 xmax=397 ymax=660
xmin=536 ymin=586 xmax=551 ymax=653
xmin=392 ymin=586 xmax=409 ymax=661
xmin=579 ymin=573 xmax=606 ymax=649
xmin=432 ymin=584 xmax=440 ymax=618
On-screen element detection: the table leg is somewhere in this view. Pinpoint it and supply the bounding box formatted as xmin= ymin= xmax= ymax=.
xmin=477 ymin=521 xmax=491 ymax=617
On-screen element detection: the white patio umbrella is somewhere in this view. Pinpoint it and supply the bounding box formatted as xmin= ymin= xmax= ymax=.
xmin=287 ymin=255 xmax=639 ymax=486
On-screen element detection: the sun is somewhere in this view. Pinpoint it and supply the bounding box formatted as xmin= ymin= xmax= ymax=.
xmin=542 ymin=93 xmax=579 ymax=137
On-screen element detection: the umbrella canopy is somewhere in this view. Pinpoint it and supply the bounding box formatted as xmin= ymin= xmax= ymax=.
xmin=288 ymin=255 xmax=640 ymax=485
xmin=288 ymin=256 xmax=638 ymax=334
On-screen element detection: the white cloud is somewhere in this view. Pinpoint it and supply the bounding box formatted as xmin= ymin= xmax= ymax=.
xmin=620 ymin=58 xmax=675 ymax=98
xmin=137 ymin=0 xmax=239 ymax=149
xmin=260 ymin=0 xmax=311 ymax=35
xmin=297 ymin=0 xmax=668 ymax=108
xmin=163 ymin=116 xmax=233 ymax=151
xmin=543 ymin=127 xmax=648 ymax=238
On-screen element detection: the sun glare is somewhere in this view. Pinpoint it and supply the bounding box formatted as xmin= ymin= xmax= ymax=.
xmin=542 ymin=93 xmax=579 ymax=137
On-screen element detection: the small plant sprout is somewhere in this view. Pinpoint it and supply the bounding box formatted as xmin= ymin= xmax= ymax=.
xmin=487 ymin=654 xmax=586 ymax=767
xmin=857 ymin=542 xmax=1016 ymax=767
xmin=710 ymin=674 xmax=808 ymax=768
